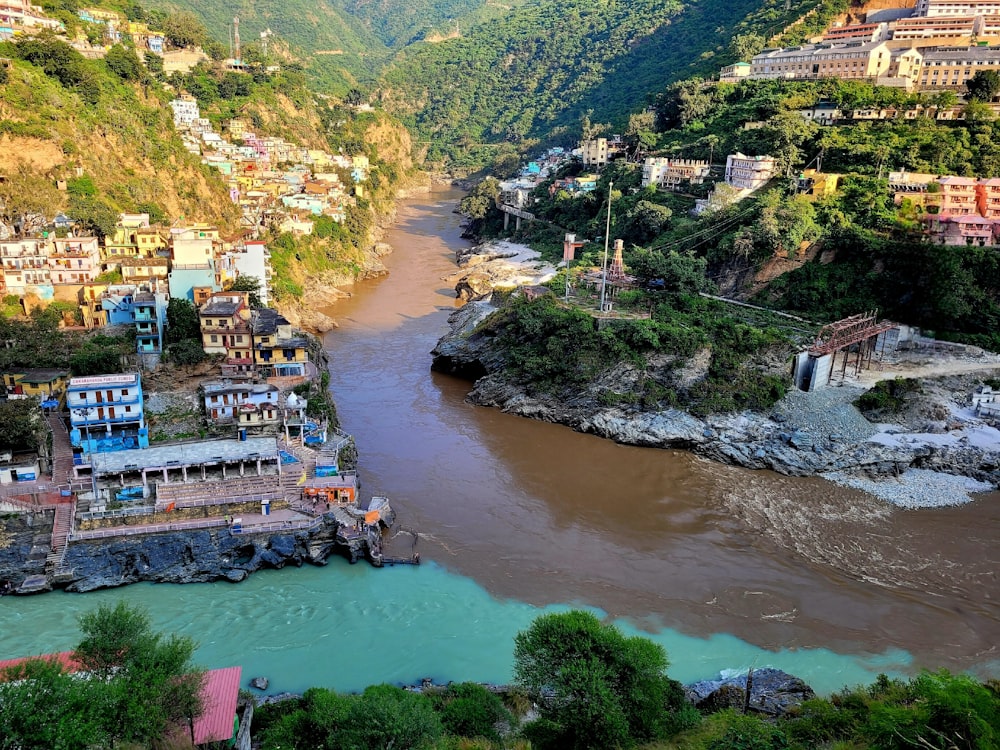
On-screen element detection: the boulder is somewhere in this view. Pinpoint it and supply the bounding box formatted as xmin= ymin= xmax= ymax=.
xmin=455 ymin=272 xmax=496 ymax=301
xmin=250 ymin=676 xmax=269 ymax=691
xmin=686 ymin=668 xmax=815 ymax=716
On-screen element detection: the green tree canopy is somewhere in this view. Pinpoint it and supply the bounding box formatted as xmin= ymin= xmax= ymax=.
xmin=966 ymin=69 xmax=1000 ymax=102
xmin=165 ymin=297 xmax=201 ymax=344
xmin=514 ymin=610 xmax=687 ymax=749
xmin=0 ymin=602 xmax=205 ymax=749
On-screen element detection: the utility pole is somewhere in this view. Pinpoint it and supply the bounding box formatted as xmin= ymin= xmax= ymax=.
xmin=599 ymin=181 xmax=614 ymax=313
xmin=563 ymin=233 xmax=583 ymax=302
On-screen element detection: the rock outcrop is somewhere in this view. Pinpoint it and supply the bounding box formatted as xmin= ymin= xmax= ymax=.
xmin=56 ymin=515 xmax=349 ymax=593
xmin=686 ymin=668 xmax=816 ymax=716
xmin=450 ymin=241 xmax=557 ymax=301
xmin=430 ymin=299 xmax=1000 ymax=499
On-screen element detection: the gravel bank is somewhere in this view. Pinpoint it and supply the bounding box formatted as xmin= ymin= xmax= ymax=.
xmin=821 ymin=468 xmax=993 ymax=508
xmin=771 ymin=385 xmax=878 ymax=445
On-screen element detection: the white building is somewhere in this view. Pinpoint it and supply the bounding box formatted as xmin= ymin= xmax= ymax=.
xmin=229 ymin=240 xmax=271 ymax=306
xmin=170 ymin=96 xmax=200 ymax=128
xmin=725 ymin=153 xmax=777 ymax=191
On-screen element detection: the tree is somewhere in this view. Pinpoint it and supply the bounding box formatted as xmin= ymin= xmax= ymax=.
xmin=459 ymin=177 xmax=500 ymax=219
xmin=0 ymin=161 xmax=62 ymax=237
xmin=143 ymin=51 xmax=164 ymax=76
xmin=166 ymin=297 xmax=200 ymax=344
xmin=966 ymin=69 xmax=1000 ymax=102
xmin=227 ymin=275 xmax=263 ymax=308
xmin=729 ymin=32 xmax=766 ymax=61
xmin=105 ymin=44 xmax=144 ymax=82
xmin=0 ymin=397 xmax=45 ymax=452
xmin=68 ymin=194 xmax=118 ymax=239
xmin=0 ymin=602 xmax=205 ymax=749
xmin=162 ymin=11 xmax=206 ymax=49
xmin=514 ymin=610 xmax=686 ymax=749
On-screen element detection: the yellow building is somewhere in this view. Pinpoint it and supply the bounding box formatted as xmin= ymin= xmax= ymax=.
xmin=2 ymin=369 xmax=70 ymax=406
xmin=251 ymin=308 xmax=309 ymax=379
xmin=121 ymin=257 xmax=169 ymax=284
xmin=199 ymin=292 xmax=253 ymax=373
xmin=796 ymin=170 xmax=841 ymax=200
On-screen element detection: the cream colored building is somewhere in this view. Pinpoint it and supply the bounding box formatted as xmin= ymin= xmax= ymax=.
xmin=750 ymin=41 xmax=895 ymax=81
xmin=916 ymin=45 xmax=1000 ymax=89
xmin=725 ymin=153 xmax=777 ymax=191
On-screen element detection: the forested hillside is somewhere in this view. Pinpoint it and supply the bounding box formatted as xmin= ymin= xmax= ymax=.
xmin=161 ymin=0 xmax=389 ymax=92
xmin=330 ymin=0 xmax=526 ymax=49
xmin=376 ymin=0 xmax=864 ymax=170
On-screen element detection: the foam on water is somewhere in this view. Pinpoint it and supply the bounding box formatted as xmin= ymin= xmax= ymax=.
xmin=0 ymin=561 xmax=912 ymax=696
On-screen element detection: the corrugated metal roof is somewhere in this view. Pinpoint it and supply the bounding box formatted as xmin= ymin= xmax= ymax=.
xmin=194 ymin=666 xmax=242 ymax=745
xmin=0 ymin=651 xmax=81 ymax=676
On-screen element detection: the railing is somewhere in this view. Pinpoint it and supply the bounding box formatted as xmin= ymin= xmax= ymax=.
xmin=70 ymin=413 xmax=144 ymax=426
xmin=70 ymin=517 xmax=229 ymax=540
xmin=232 ymin=516 xmax=324 ymax=535
xmin=154 ymin=491 xmax=281 ymax=511
xmin=79 ymin=505 xmax=156 ymax=521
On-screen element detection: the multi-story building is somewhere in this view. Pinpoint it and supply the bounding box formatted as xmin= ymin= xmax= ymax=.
xmin=48 ymin=236 xmax=101 ymax=285
xmin=580 ymin=138 xmax=624 ymax=168
xmin=133 ymin=287 xmax=169 ymax=356
xmin=199 ymin=292 xmax=253 ymax=374
xmin=120 ymin=257 xmax=169 ymax=285
xmin=719 ymin=62 xmax=751 ymax=82
xmin=916 ymin=45 xmax=1000 ymax=90
xmin=890 ymin=15 xmax=978 ymax=46
xmin=922 ymin=213 xmax=997 ymax=245
xmin=251 ymin=308 xmax=309 ymax=379
xmin=170 ymin=96 xmax=200 ymax=127
xmin=725 ymin=153 xmax=777 ymax=190
xmin=67 ymin=372 xmax=148 ymax=453
xmin=977 ymin=177 xmax=1000 ymax=219
xmin=915 ymin=0 xmax=1000 ymax=17
xmin=749 ymin=41 xmax=895 ymax=81
xmin=0 ymin=238 xmax=52 ymax=298
xmin=227 ymin=240 xmax=271 ymax=306
xmin=202 ymin=380 xmax=280 ymax=427
xmin=938 ymin=175 xmax=980 ymax=214
xmin=641 ymin=158 xmax=711 ymax=190
xmin=168 ymin=225 xmax=219 ymax=301
xmin=822 ymin=22 xmax=890 ymax=43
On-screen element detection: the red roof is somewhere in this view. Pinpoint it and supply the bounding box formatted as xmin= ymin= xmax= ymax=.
xmin=194 ymin=665 xmax=242 ymax=745
xmin=0 ymin=651 xmax=81 ymax=677
xmin=0 ymin=652 xmax=240 ymax=746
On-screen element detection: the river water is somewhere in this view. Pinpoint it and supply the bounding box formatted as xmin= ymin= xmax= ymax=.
xmin=1 ymin=187 xmax=997 ymax=696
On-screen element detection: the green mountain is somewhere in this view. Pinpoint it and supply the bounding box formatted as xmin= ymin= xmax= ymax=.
xmin=161 ymin=0 xmax=390 ymax=90
xmin=329 ymin=0 xmax=527 ymax=49
xmin=374 ymin=0 xmax=858 ymax=168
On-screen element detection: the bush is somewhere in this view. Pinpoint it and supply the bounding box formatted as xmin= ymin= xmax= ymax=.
xmin=707 ymin=711 xmax=789 ymax=750
xmin=433 ymin=683 xmax=511 ymax=742
xmin=166 ymin=339 xmax=207 ymax=366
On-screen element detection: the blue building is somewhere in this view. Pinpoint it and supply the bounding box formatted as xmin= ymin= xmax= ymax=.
xmin=68 ymin=372 xmax=149 ymax=455
xmin=133 ymin=289 xmax=169 ymax=355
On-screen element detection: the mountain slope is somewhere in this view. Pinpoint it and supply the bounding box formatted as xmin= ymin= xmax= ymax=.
xmin=376 ymin=0 xmax=772 ymax=167
xmin=162 ymin=0 xmax=390 ymax=90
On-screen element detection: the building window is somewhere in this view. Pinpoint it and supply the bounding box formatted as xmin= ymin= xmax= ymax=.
xmin=211 ymin=334 xmax=218 ymax=343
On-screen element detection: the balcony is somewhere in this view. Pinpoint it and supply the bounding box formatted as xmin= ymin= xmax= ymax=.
xmin=133 ymin=310 xmax=156 ymax=322
xmin=226 ymin=356 xmax=253 ymax=366
xmin=135 ymin=323 xmax=159 ymax=335
xmin=70 ymin=412 xmax=144 ymax=426
xmin=68 ymin=393 xmax=141 ymax=407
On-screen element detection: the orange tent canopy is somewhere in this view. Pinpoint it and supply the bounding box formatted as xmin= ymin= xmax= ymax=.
xmin=364 ymin=510 xmax=380 ymax=525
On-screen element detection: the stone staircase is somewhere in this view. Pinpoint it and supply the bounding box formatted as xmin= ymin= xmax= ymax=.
xmin=46 ymin=412 xmax=76 ymax=487
xmin=45 ymin=503 xmax=72 ymax=575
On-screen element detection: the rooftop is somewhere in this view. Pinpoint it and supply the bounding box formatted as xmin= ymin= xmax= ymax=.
xmin=4 ymin=368 xmax=69 ymax=384
xmin=91 ymin=436 xmax=278 ymax=475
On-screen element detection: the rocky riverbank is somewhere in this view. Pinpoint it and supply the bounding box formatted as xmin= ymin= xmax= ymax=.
xmin=0 ymin=513 xmax=365 ymax=595
xmin=432 ymin=295 xmax=1000 ymax=508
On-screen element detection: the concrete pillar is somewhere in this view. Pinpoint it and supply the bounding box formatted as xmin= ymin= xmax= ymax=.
xmin=515 ymin=215 xmax=522 ymax=230
xmin=256 ymin=459 xmax=262 ymax=476
xmin=201 ymin=464 xmax=206 ymax=480
xmin=239 ymin=461 xmax=245 ymax=477
xmin=182 ymin=466 xmax=188 ymax=482
xmin=162 ymin=468 xmax=168 ymax=484
xmin=222 ymin=464 xmax=227 ymax=479
xmin=503 ymin=211 xmax=510 ymax=230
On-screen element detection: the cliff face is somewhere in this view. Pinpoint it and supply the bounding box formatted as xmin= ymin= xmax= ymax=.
xmin=57 ymin=518 xmax=350 ymax=593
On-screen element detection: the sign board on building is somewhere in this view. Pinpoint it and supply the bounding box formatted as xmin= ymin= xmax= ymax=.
xmin=69 ymin=374 xmax=137 ymax=387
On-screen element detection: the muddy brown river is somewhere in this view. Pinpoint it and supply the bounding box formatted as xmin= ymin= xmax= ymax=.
xmin=323 ymin=186 xmax=1000 ymax=678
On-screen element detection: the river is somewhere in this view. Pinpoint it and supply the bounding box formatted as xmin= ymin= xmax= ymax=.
xmin=1 ymin=187 xmax=997 ymax=696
